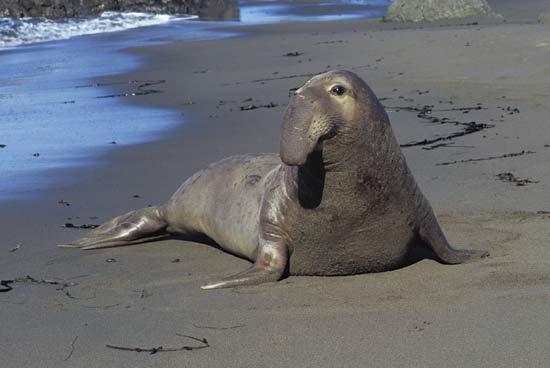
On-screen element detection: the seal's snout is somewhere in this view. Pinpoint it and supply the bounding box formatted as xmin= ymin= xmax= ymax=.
xmin=280 ymin=94 xmax=317 ymax=166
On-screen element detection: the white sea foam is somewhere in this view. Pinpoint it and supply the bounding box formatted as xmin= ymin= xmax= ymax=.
xmin=0 ymin=12 xmax=195 ymax=48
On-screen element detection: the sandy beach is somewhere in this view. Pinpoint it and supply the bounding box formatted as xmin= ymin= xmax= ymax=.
xmin=2 ymin=1 xmax=550 ymax=366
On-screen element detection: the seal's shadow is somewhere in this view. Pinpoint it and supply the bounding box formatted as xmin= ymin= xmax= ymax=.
xmin=401 ymin=235 xmax=440 ymax=267
xmin=169 ymin=234 xmax=224 ymax=251
xmin=297 ymin=150 xmax=325 ymax=209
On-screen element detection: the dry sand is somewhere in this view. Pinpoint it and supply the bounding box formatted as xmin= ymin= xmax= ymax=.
xmin=1 ymin=2 xmax=550 ymax=367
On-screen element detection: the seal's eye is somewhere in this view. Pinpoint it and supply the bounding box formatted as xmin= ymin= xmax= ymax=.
xmin=330 ymin=85 xmax=346 ymax=96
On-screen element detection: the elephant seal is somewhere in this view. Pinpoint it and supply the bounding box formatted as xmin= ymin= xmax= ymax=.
xmin=60 ymin=70 xmax=488 ymax=289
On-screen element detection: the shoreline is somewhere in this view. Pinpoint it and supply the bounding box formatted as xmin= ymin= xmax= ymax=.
xmin=2 ymin=5 xmax=550 ymax=367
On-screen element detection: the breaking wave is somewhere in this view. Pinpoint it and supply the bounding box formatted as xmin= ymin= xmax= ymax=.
xmin=0 ymin=11 xmax=195 ymax=48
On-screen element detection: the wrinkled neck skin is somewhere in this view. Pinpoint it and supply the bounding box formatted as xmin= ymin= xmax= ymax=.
xmin=282 ymin=104 xmax=406 ymax=208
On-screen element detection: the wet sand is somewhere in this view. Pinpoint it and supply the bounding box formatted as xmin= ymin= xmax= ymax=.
xmin=2 ymin=2 xmax=550 ymax=367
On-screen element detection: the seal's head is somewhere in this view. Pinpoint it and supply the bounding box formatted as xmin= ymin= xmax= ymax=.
xmin=280 ymin=70 xmax=388 ymax=166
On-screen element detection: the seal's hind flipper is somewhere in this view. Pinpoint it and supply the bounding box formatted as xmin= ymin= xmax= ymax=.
xmin=419 ymin=210 xmax=489 ymax=264
xmin=58 ymin=207 xmax=168 ymax=249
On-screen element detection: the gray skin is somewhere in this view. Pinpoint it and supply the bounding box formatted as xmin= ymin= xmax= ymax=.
xmin=60 ymin=70 xmax=488 ymax=289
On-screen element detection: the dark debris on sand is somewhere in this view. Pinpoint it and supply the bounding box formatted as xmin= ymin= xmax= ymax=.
xmin=76 ymin=79 xmax=167 ymax=99
xmin=0 ymin=280 xmax=13 ymax=292
xmin=388 ymin=104 xmax=494 ymax=148
xmin=436 ymin=150 xmax=536 ymax=166
xmin=106 ymin=334 xmax=209 ymax=355
xmin=63 ymin=223 xmax=99 ymax=229
xmin=283 ymin=51 xmax=303 ymax=57
xmin=314 ymin=40 xmax=348 ymax=45
xmin=239 ymin=102 xmax=279 ymax=111
xmin=0 ymin=275 xmax=77 ymax=293
xmin=496 ymin=172 xmax=539 ymax=186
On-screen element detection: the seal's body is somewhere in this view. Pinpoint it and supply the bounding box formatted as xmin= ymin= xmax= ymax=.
xmin=61 ymin=71 xmax=487 ymax=289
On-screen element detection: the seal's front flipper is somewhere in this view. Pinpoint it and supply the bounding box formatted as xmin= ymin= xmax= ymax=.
xmin=58 ymin=207 xmax=168 ymax=250
xmin=200 ymin=265 xmax=283 ymax=290
xmin=201 ymin=242 xmax=288 ymax=289
xmin=419 ymin=210 xmax=489 ymax=264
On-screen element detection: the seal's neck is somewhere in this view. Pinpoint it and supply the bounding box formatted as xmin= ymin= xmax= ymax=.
xmin=323 ymin=116 xmax=403 ymax=175
xmin=288 ymin=118 xmax=406 ymax=207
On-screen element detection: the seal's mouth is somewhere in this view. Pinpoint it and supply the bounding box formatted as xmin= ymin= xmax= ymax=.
xmin=279 ymin=94 xmax=318 ymax=166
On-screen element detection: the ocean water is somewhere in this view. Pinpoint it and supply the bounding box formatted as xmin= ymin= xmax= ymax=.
xmin=0 ymin=18 xmax=241 ymax=201
xmin=0 ymin=0 xmax=391 ymax=202
xmin=239 ymin=0 xmax=391 ymax=23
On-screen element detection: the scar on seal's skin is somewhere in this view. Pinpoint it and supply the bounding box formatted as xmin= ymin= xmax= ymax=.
xmin=59 ymin=70 xmax=488 ymax=289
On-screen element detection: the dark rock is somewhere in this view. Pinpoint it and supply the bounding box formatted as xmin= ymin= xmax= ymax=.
xmin=383 ymin=0 xmax=495 ymax=23
xmin=0 ymin=0 xmax=233 ymax=19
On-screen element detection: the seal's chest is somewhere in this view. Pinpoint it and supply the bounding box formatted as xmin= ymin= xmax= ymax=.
xmin=287 ymin=205 xmax=414 ymax=276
